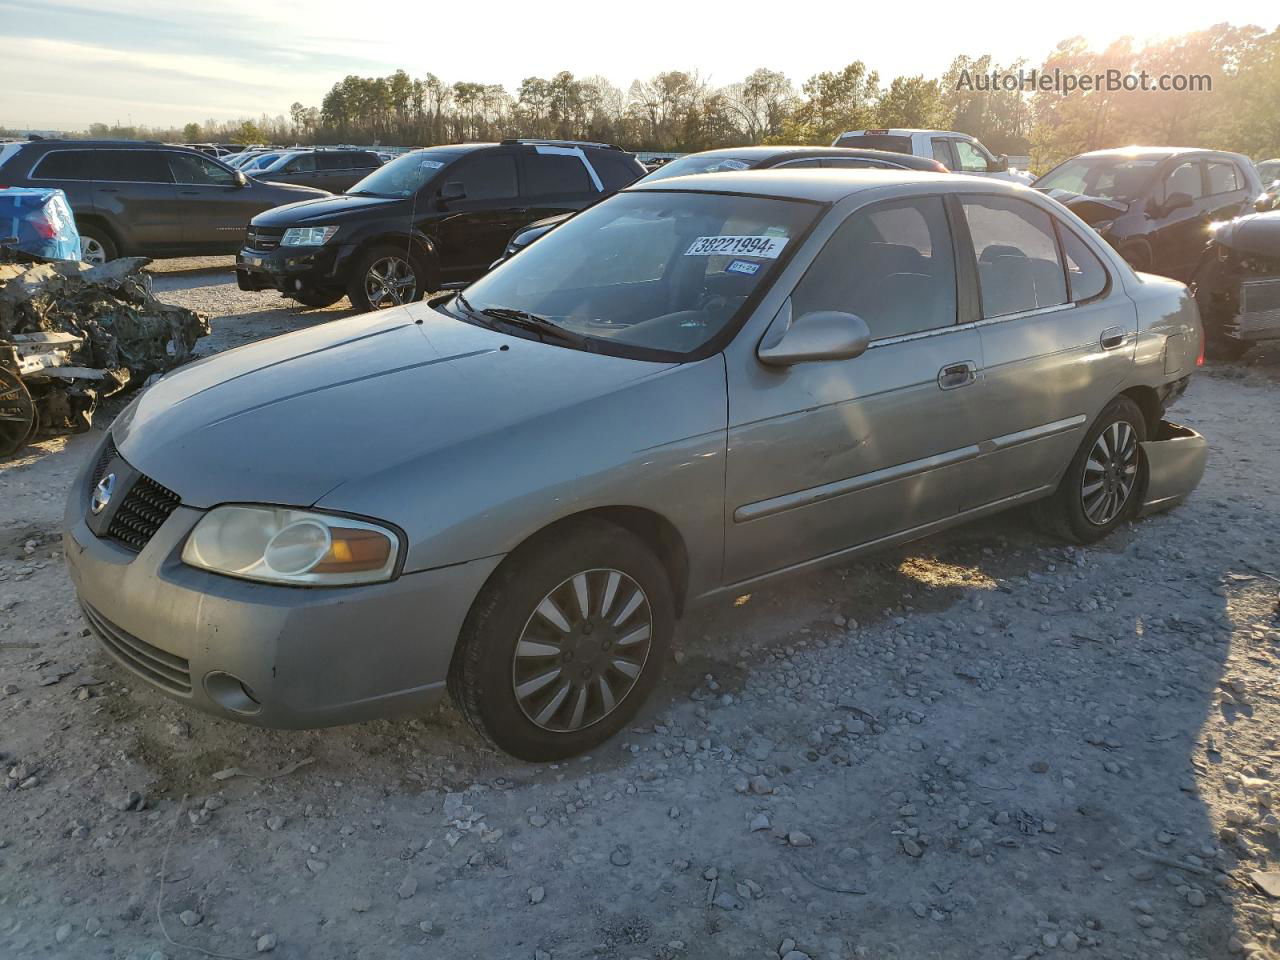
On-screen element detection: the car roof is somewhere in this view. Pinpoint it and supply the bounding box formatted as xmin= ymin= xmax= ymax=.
xmin=628 ymin=168 xmax=1016 ymax=203
xmin=838 ymin=129 xmax=957 ymax=137
xmin=1071 ymin=146 xmax=1232 ymax=160
xmin=685 ymin=145 xmax=929 ymax=163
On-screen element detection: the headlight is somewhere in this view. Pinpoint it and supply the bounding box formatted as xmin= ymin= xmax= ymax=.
xmin=182 ymin=505 xmax=401 ymax=586
xmin=280 ymin=226 xmax=339 ymax=246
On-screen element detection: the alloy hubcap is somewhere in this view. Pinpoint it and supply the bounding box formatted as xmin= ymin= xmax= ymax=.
xmin=1081 ymin=421 xmax=1138 ymax=525
xmin=80 ymin=237 xmax=106 ymax=264
xmin=512 ymin=569 xmax=653 ymax=733
xmin=363 ymin=256 xmax=416 ymax=308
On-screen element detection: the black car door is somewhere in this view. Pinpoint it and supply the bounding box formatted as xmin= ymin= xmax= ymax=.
xmin=265 ymin=153 xmax=318 ymax=189
xmin=428 ymin=152 xmax=523 ymax=282
xmin=1204 ymin=156 xmax=1252 ymax=224
xmin=87 ymin=149 xmax=182 ymax=253
xmin=518 ymin=147 xmax=603 ymax=230
xmin=165 ymin=151 xmax=264 ymax=251
xmin=1147 ymin=157 xmax=1209 ymax=280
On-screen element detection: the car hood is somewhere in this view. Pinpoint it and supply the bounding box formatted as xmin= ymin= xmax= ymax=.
xmin=250 ymin=192 xmax=405 ymax=226
xmin=1038 ymin=189 xmax=1130 ymax=224
xmin=111 ymin=303 xmax=675 ymax=509
xmin=1209 ymin=211 xmax=1280 ymax=257
xmin=247 ymin=179 xmax=329 ymax=202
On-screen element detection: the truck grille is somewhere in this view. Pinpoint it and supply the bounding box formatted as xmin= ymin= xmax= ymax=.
xmin=245 ymin=225 xmax=284 ymax=252
xmin=1241 ymin=279 xmax=1280 ymax=315
xmin=82 ymin=602 xmax=192 ymax=695
xmin=106 ymin=473 xmax=181 ymax=551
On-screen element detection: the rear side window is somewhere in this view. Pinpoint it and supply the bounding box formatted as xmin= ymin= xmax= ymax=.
xmin=835 ymin=134 xmax=913 ymax=155
xmin=447 ymin=154 xmax=518 ymax=200
xmin=930 ymin=139 xmax=955 ymax=169
xmin=1206 ymin=160 xmax=1241 ymax=195
xmin=962 ymin=196 xmax=1068 ymax=318
xmin=1056 ymin=225 xmax=1109 ymax=302
xmin=92 ymin=150 xmax=172 ymax=183
xmin=523 ymin=152 xmax=594 ymax=196
xmin=168 ymin=153 xmax=236 ymax=186
xmin=792 ymin=196 xmax=958 ymax=339
xmin=317 ymin=153 xmax=348 ymax=171
xmin=823 ymin=158 xmax=895 ymax=169
xmin=353 ymin=152 xmax=381 ymax=168
xmin=32 ymin=151 xmax=91 ymax=180
xmin=589 ymin=153 xmax=644 ymax=191
xmin=285 ymin=153 xmax=316 ymax=173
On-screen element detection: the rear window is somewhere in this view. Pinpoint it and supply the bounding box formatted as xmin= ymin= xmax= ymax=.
xmin=317 ymin=153 xmax=349 ymax=171
xmin=835 ymin=134 xmax=914 ymax=155
xmin=32 ymin=151 xmax=91 ymax=180
xmin=523 ymin=152 xmax=594 ymax=197
xmin=353 ymin=152 xmax=381 ymax=168
xmin=590 ymin=152 xmax=645 ymax=191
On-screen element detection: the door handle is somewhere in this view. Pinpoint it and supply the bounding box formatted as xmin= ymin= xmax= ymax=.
xmin=937 ymin=361 xmax=977 ymax=390
xmin=1099 ymin=326 xmax=1128 ymax=349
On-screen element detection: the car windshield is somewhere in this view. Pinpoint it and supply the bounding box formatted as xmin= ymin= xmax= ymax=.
xmin=1034 ymin=156 xmax=1162 ymax=202
xmin=1258 ymin=160 xmax=1280 ymax=184
xmin=245 ymin=153 xmax=280 ymax=171
xmin=348 ymin=149 xmax=459 ymax=197
xmin=639 ymin=154 xmax=755 ymax=183
xmin=449 ymin=190 xmax=819 ymax=360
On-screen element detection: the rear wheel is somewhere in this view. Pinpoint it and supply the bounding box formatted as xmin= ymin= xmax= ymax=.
xmin=78 ymin=226 xmax=117 ymax=264
xmin=448 ymin=519 xmax=674 ymax=761
xmin=346 ymin=244 xmax=430 ymax=313
xmin=1041 ymin=395 xmax=1146 ymax=543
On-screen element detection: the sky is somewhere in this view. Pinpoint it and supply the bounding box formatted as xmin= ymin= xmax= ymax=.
xmin=2 ymin=0 xmax=1278 ymax=130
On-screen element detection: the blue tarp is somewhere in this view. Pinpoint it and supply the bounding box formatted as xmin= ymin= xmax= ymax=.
xmin=0 ymin=187 xmax=81 ymax=260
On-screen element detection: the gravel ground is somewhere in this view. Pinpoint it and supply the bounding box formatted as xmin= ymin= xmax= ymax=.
xmin=2 ymin=260 xmax=1280 ymax=960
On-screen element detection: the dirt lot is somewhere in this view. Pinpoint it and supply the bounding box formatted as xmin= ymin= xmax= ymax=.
xmin=2 ymin=260 xmax=1280 ymax=960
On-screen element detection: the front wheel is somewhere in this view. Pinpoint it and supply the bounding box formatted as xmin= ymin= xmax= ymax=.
xmin=448 ymin=519 xmax=674 ymax=761
xmin=346 ymin=244 xmax=430 ymax=313
xmin=1042 ymin=395 xmax=1147 ymax=544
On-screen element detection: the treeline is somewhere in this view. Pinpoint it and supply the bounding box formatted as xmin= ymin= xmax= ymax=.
xmin=80 ymin=23 xmax=1280 ymax=171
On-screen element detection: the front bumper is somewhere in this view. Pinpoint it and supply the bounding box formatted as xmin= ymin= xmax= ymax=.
xmin=235 ymin=241 xmax=355 ymax=295
xmin=62 ymin=439 xmax=502 ymax=729
xmin=1138 ymin=420 xmax=1207 ymax=518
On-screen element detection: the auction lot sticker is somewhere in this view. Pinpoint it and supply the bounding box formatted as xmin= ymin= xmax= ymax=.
xmin=685 ymin=235 xmax=788 ymax=258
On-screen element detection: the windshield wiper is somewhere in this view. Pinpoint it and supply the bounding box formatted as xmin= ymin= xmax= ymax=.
xmin=455 ymin=295 xmax=592 ymax=349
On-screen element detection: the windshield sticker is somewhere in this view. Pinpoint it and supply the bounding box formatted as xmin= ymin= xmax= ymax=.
xmin=725 ymin=259 xmax=761 ymax=276
xmin=685 ymin=235 xmax=788 ymax=259
xmin=418 ymin=160 xmax=445 ymax=169
xmin=717 ymin=159 xmax=750 ymax=171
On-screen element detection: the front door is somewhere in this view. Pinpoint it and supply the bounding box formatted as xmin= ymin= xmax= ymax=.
xmin=723 ymin=196 xmax=986 ymax=585
xmin=165 ymin=152 xmax=258 ymax=250
xmin=430 ymin=152 xmax=523 ymax=282
xmin=1148 ymin=158 xmax=1208 ymax=280
xmin=959 ymin=194 xmax=1137 ymax=506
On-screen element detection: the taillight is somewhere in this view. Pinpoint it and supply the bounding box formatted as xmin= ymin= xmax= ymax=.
xmin=29 ymin=215 xmax=56 ymax=239
xmin=1196 ymin=327 xmax=1205 ymax=366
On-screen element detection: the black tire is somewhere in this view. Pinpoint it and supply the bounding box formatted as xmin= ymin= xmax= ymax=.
xmin=1041 ymin=395 xmax=1147 ymax=544
xmin=78 ymin=224 xmax=118 ymax=264
xmin=448 ymin=518 xmax=675 ymax=761
xmin=291 ymin=290 xmax=344 ymax=309
xmin=346 ymin=244 xmax=431 ymax=313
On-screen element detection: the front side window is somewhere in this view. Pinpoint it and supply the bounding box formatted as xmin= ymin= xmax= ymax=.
xmin=963 ymin=196 xmax=1068 ymax=318
xmin=953 ymin=140 xmax=991 ymax=173
xmin=522 ymin=153 xmax=594 ymax=197
xmin=447 ymin=154 xmax=518 ymax=201
xmin=1161 ymin=160 xmax=1204 ymax=202
xmin=1033 ymin=155 xmax=1162 ymax=203
xmin=791 ymin=197 xmax=958 ymax=339
xmin=32 ymin=151 xmax=91 ymax=180
xmin=1057 ymin=225 xmax=1109 ymax=302
xmin=453 ymin=190 xmax=819 ymax=359
xmin=1206 ymin=160 xmax=1241 ymax=195
xmin=285 ymin=153 xmax=316 ymax=173
xmin=168 ymin=153 xmax=235 ymax=186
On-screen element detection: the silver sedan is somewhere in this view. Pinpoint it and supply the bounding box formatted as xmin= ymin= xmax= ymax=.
xmin=64 ymin=170 xmax=1207 ymax=760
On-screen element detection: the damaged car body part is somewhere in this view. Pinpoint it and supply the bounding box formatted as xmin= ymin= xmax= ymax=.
xmin=0 ymin=257 xmax=208 ymax=454
xmin=66 ymin=170 xmax=1205 ymax=761
xmin=1191 ymin=210 xmax=1280 ymax=359
xmin=1034 ymin=147 xmax=1263 ymax=282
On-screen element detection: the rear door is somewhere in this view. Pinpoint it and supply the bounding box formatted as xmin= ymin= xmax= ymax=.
xmin=85 ymin=149 xmax=181 ymax=252
xmin=430 ymin=151 xmax=523 ymax=282
xmin=724 ymin=195 xmax=987 ymax=584
xmin=1204 ymin=156 xmax=1252 ymax=224
xmin=961 ymin=194 xmax=1135 ymax=506
xmin=166 ymin=151 xmax=258 ymax=250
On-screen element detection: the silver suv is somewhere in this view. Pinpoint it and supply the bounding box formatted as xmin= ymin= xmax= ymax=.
xmin=65 ymin=171 xmax=1206 ymax=761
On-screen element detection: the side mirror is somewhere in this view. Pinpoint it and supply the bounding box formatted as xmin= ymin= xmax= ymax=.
xmin=234 ymin=170 xmax=248 ymax=188
xmin=758 ymin=304 xmax=871 ymax=366
xmin=990 ymin=154 xmax=1010 ymax=173
xmin=1160 ymin=192 xmax=1193 ymax=216
xmin=439 ymin=181 xmax=466 ymax=205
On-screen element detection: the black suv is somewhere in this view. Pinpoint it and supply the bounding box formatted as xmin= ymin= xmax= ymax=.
xmin=252 ymin=149 xmax=383 ymax=193
xmin=0 ymin=140 xmax=328 ymax=262
xmin=236 ymin=139 xmax=646 ymax=311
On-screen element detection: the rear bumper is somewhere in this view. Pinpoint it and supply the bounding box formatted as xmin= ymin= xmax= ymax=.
xmin=1139 ymin=420 xmax=1207 ymax=517
xmin=235 ymin=242 xmax=355 ymax=294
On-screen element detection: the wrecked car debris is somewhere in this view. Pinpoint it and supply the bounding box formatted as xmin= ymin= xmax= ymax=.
xmin=1192 ymin=210 xmax=1280 ymax=360
xmin=0 ymin=256 xmax=209 ymax=456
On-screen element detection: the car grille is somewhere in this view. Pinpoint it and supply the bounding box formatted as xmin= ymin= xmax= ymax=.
xmin=106 ymin=473 xmax=181 ymax=551
xmin=81 ymin=602 xmax=192 ymax=695
xmin=1241 ymin=279 xmax=1280 ymax=315
xmin=244 ymin=225 xmax=284 ymax=252
xmin=91 ymin=435 xmax=116 ymax=487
